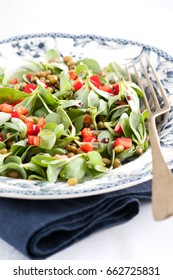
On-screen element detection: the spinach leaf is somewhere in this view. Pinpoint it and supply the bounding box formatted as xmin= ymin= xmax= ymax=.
xmin=46 ymin=49 xmax=60 ymax=62
xmin=60 ymin=71 xmax=72 ymax=92
xmin=60 ymin=155 xmax=86 ymax=180
xmin=0 ymin=87 xmax=28 ymax=103
xmin=38 ymin=129 xmax=56 ymax=150
xmin=0 ymin=112 xmax=11 ymax=126
xmin=76 ymin=58 xmax=101 ymax=74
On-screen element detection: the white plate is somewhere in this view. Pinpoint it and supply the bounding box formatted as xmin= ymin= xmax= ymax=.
xmin=0 ymin=33 xmax=173 ymax=199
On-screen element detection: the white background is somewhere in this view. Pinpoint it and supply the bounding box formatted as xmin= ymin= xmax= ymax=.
xmin=0 ymin=0 xmax=173 ymax=260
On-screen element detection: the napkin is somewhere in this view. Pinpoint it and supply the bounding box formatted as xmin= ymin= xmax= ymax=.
xmin=0 ymin=181 xmax=151 ymax=259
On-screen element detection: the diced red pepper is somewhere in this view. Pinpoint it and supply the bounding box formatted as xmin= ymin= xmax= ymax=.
xmin=114 ymin=122 xmax=123 ymax=134
xmin=90 ymin=75 xmax=101 ymax=89
xmin=26 ymin=122 xmax=41 ymax=135
xmin=81 ymin=127 xmax=92 ymax=138
xmin=34 ymin=125 xmax=40 ymax=135
xmin=26 ymin=74 xmax=32 ymax=81
xmin=0 ymin=133 xmax=3 ymax=142
xmin=69 ymin=70 xmax=77 ymax=80
xmin=10 ymin=77 xmax=18 ymax=84
xmin=37 ymin=117 xmax=46 ymax=128
xmin=26 ymin=123 xmax=35 ymax=135
xmin=81 ymin=143 xmax=94 ymax=152
xmin=100 ymin=85 xmax=113 ymax=94
xmin=83 ymin=136 xmax=98 ymax=142
xmin=11 ymin=111 xmax=20 ymax=119
xmin=113 ymin=83 xmax=120 ymax=95
xmin=28 ymin=135 xmax=40 ymax=146
xmin=0 ymin=103 xmax=13 ymax=113
xmin=16 ymin=106 xmax=28 ymax=115
xmin=83 ymin=115 xmax=92 ymax=125
xmin=73 ymin=78 xmax=83 ymax=91
xmin=24 ymin=84 xmax=37 ymax=93
xmin=114 ymin=137 xmax=132 ymax=149
xmin=24 ymin=116 xmax=35 ymax=124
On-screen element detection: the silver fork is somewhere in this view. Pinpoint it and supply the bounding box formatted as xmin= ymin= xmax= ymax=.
xmin=126 ymin=59 xmax=173 ymax=221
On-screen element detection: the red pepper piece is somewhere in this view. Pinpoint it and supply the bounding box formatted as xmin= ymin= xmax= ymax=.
xmin=100 ymin=85 xmax=113 ymax=94
xmin=73 ymin=78 xmax=83 ymax=91
xmin=26 ymin=123 xmax=35 ymax=135
xmin=0 ymin=103 xmax=13 ymax=113
xmin=28 ymin=135 xmax=40 ymax=146
xmin=114 ymin=137 xmax=132 ymax=149
xmin=69 ymin=70 xmax=77 ymax=80
xmin=81 ymin=143 xmax=94 ymax=152
xmin=24 ymin=116 xmax=35 ymax=124
xmin=11 ymin=111 xmax=20 ymax=119
xmin=26 ymin=74 xmax=32 ymax=81
xmin=24 ymin=84 xmax=37 ymax=93
xmin=10 ymin=77 xmax=18 ymax=84
xmin=83 ymin=115 xmax=92 ymax=125
xmin=113 ymin=83 xmax=120 ymax=95
xmin=90 ymin=75 xmax=101 ymax=89
xmin=83 ymin=136 xmax=98 ymax=142
xmin=16 ymin=106 xmax=28 ymax=115
xmin=114 ymin=122 xmax=123 ymax=134
xmin=81 ymin=128 xmax=92 ymax=138
xmin=37 ymin=117 xmax=46 ymax=128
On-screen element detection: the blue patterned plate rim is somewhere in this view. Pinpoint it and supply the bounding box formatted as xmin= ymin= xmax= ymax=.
xmin=0 ymin=32 xmax=173 ymax=62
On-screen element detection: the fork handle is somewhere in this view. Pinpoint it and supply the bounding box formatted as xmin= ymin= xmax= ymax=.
xmin=149 ymin=118 xmax=173 ymax=220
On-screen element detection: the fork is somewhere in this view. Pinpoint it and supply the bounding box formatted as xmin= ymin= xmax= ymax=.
xmin=126 ymin=59 xmax=173 ymax=221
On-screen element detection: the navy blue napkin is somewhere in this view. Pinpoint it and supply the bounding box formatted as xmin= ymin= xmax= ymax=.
xmin=0 ymin=181 xmax=151 ymax=259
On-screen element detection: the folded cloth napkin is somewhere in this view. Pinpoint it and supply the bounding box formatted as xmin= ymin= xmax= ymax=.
xmin=0 ymin=181 xmax=151 ymax=259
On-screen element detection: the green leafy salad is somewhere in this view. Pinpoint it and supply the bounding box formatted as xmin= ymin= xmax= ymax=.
xmin=0 ymin=49 xmax=149 ymax=185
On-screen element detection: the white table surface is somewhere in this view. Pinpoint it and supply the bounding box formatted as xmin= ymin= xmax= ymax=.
xmin=0 ymin=0 xmax=173 ymax=260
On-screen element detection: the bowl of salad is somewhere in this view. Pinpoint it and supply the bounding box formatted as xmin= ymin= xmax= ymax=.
xmin=0 ymin=33 xmax=173 ymax=199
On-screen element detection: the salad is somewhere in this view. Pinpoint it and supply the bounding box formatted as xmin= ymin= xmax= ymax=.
xmin=0 ymin=49 xmax=149 ymax=185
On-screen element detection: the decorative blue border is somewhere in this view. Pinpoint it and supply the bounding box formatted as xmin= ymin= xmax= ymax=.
xmin=0 ymin=32 xmax=173 ymax=62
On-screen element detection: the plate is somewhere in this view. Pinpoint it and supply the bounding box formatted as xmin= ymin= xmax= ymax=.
xmin=0 ymin=33 xmax=173 ymax=199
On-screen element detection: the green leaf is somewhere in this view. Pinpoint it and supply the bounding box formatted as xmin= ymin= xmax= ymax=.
xmin=60 ymin=99 xmax=83 ymax=109
xmin=5 ymin=118 xmax=27 ymax=139
xmin=129 ymin=82 xmax=144 ymax=98
xmin=46 ymin=49 xmax=60 ymax=62
xmin=119 ymin=113 xmax=132 ymax=137
xmin=0 ymin=162 xmax=27 ymax=179
xmin=76 ymin=58 xmax=101 ymax=74
xmin=37 ymin=83 xmax=60 ymax=107
xmin=98 ymin=130 xmax=114 ymax=143
xmin=74 ymin=63 xmax=89 ymax=75
xmin=14 ymin=91 xmax=38 ymax=114
xmin=47 ymin=164 xmax=62 ymax=183
xmin=129 ymin=111 xmax=142 ymax=141
xmin=106 ymin=62 xmax=127 ymax=79
xmin=73 ymin=115 xmax=85 ymax=134
xmin=11 ymin=139 xmax=27 ymax=155
xmin=5 ymin=155 xmax=22 ymax=165
xmin=56 ymin=106 xmax=76 ymax=136
xmin=0 ymin=112 xmax=11 ymax=126
xmin=60 ymin=155 xmax=86 ymax=180
xmin=0 ymin=87 xmax=28 ymax=103
xmin=60 ymin=71 xmax=72 ymax=92
xmin=23 ymin=162 xmax=46 ymax=178
xmin=87 ymin=151 xmax=105 ymax=166
xmin=88 ymin=90 xmax=100 ymax=108
xmin=74 ymin=85 xmax=89 ymax=108
xmin=89 ymin=80 xmax=109 ymax=100
xmin=38 ymin=129 xmax=56 ymax=150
